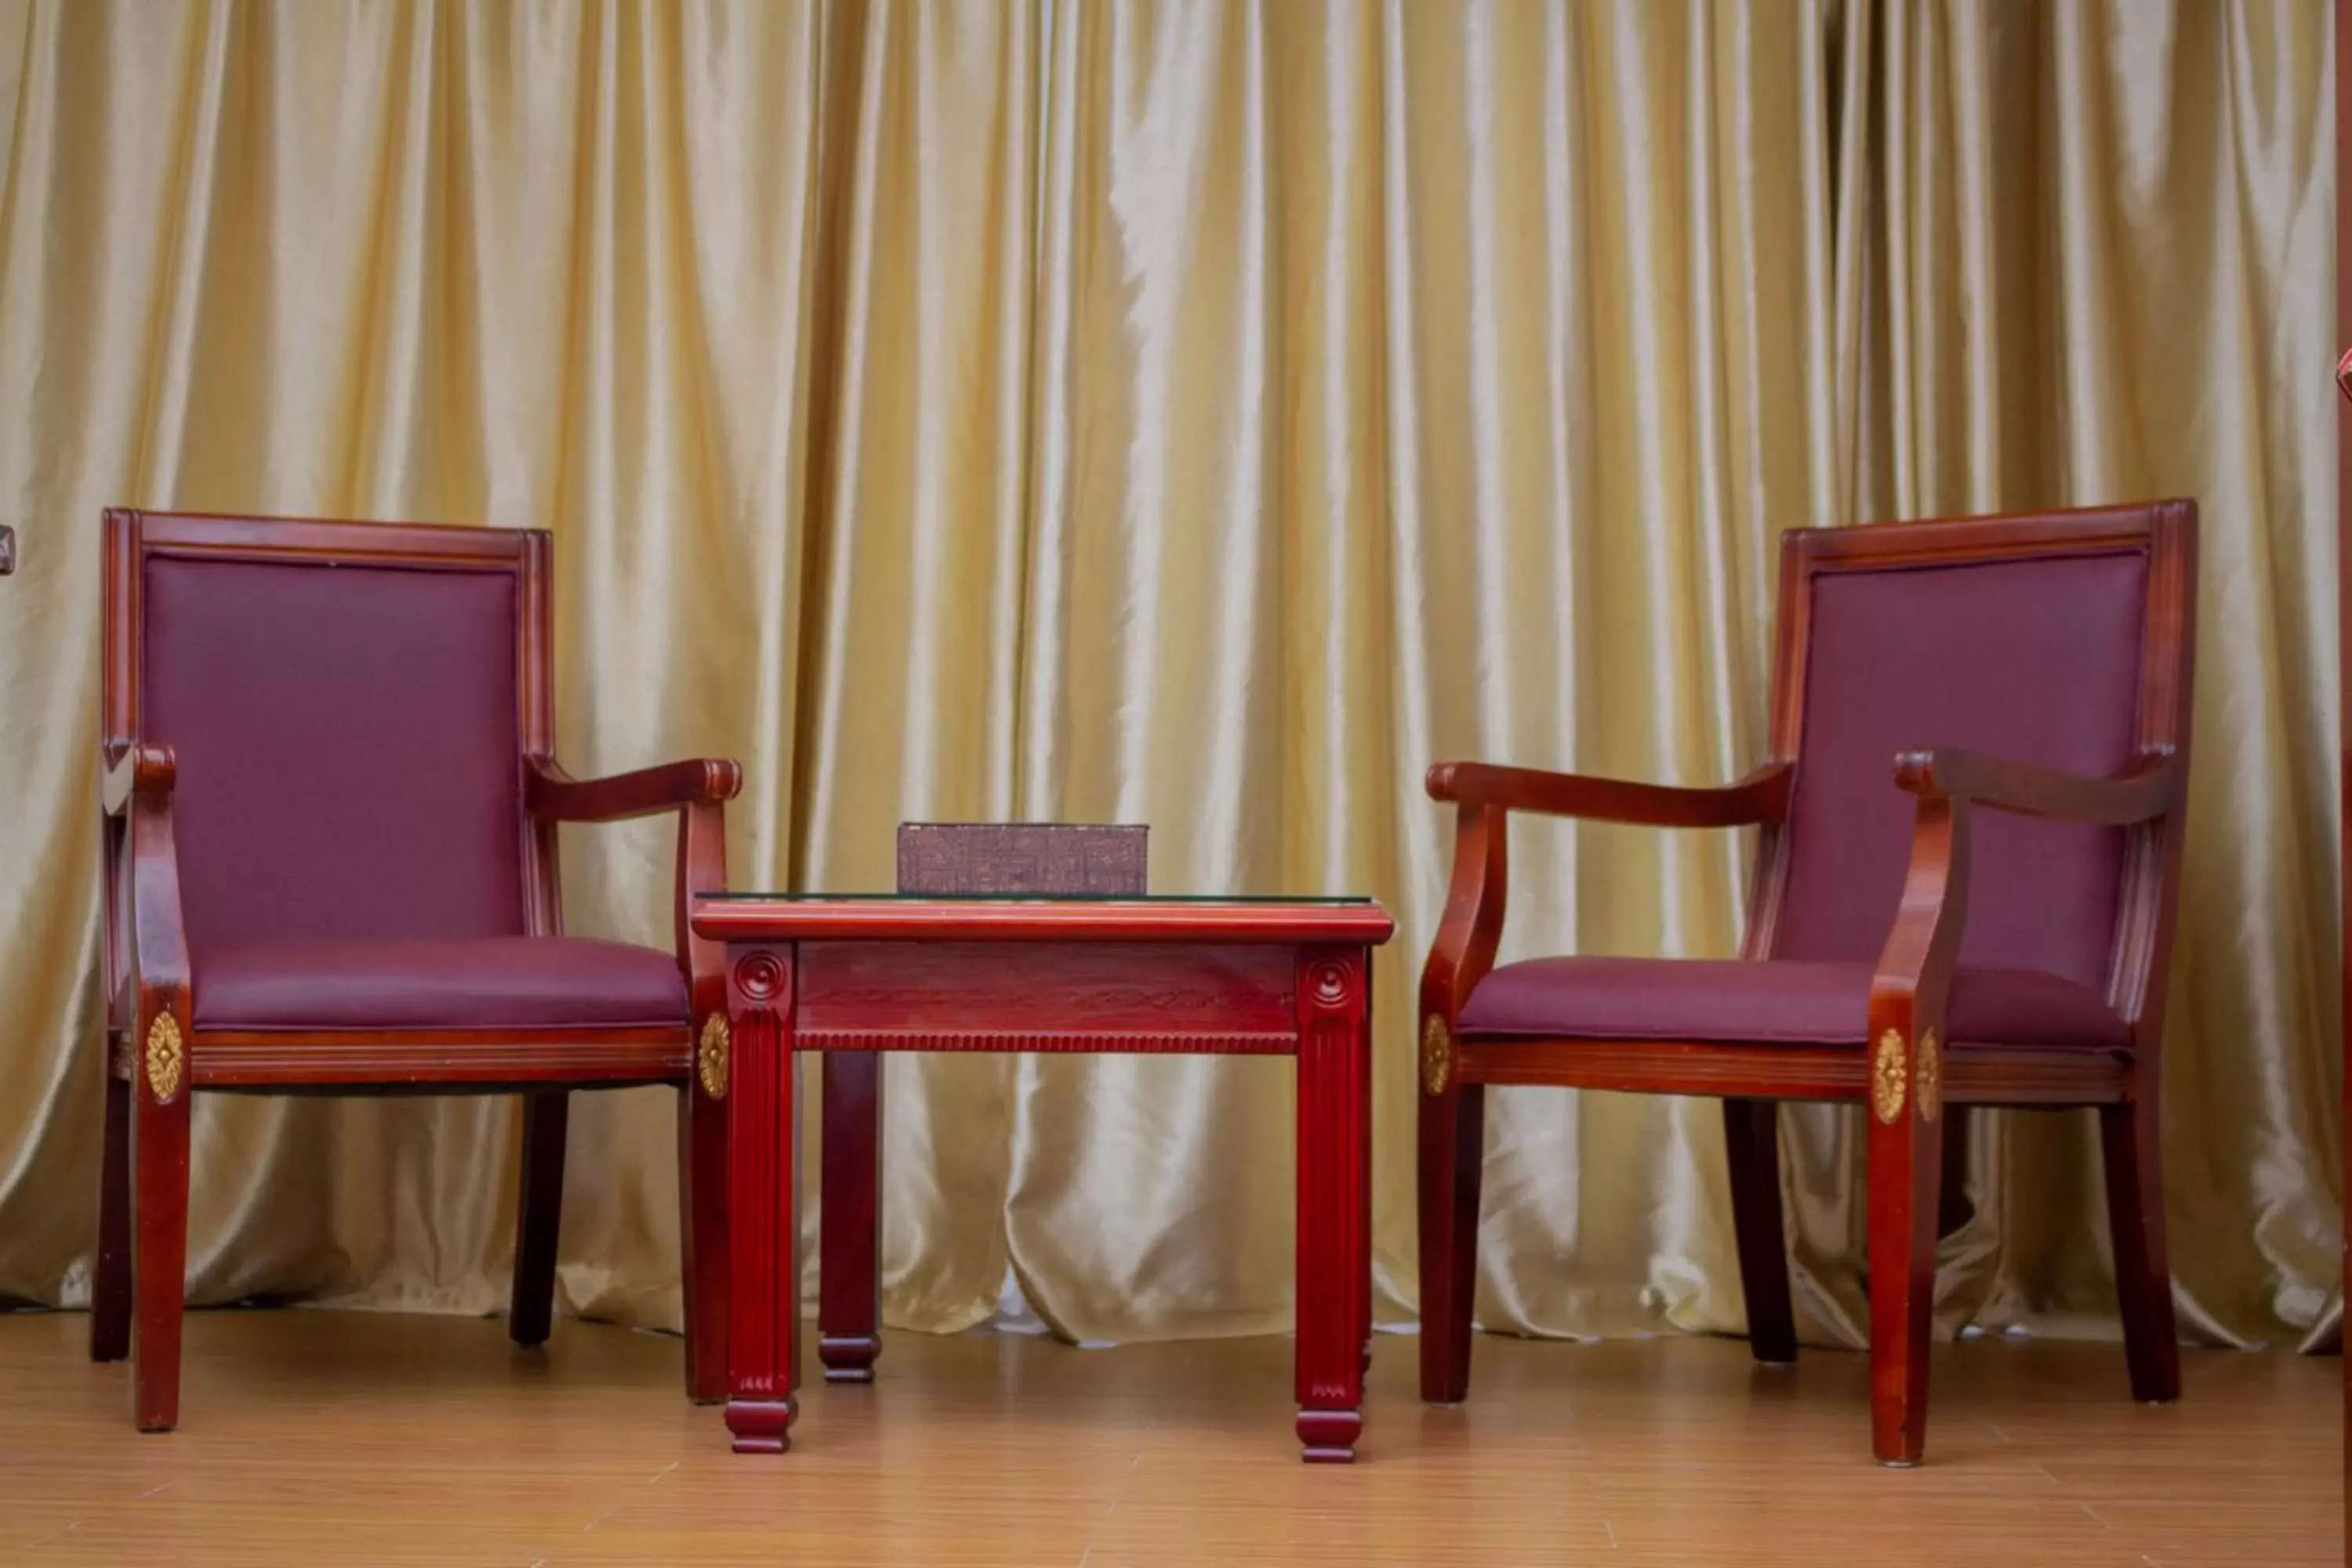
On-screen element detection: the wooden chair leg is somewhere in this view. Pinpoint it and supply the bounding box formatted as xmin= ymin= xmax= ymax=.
xmin=131 ymin=1063 xmax=191 ymax=1432
xmin=818 ymin=1052 xmax=883 ymax=1383
xmin=1865 ymin=1078 xmax=1944 ymax=1466
xmin=2100 ymin=1091 xmax=2181 ymax=1403
xmin=679 ymin=1074 xmax=730 ymax=1404
xmin=1359 ymin=964 xmax=1375 ymax=1377
xmin=90 ymin=1063 xmax=133 ymax=1363
xmin=1722 ymin=1098 xmax=1797 ymax=1365
xmin=1417 ymin=1079 xmax=1485 ymax=1404
xmin=509 ymin=1091 xmax=568 ymax=1349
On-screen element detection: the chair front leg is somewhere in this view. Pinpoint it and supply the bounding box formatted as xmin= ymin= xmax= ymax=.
xmin=1417 ymin=1068 xmax=1484 ymax=1404
xmin=116 ymin=771 xmax=192 ymax=1431
xmin=674 ymin=796 xmax=734 ymax=1404
xmin=1864 ymin=1029 xmax=1945 ymax=1466
xmin=1862 ymin=789 xmax=1969 ymax=1465
xmin=680 ymin=1053 xmax=731 ymax=1404
xmin=1415 ymin=800 xmax=1506 ymax=1408
xmin=132 ymin=1000 xmax=191 ymax=1433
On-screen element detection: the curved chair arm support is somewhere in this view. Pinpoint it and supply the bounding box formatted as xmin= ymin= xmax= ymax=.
xmin=1419 ymin=803 xmax=1510 ymax=1032
xmin=1867 ymin=793 xmax=1975 ymax=1047
xmin=674 ymin=796 xmax=731 ymax=1020
xmin=98 ymin=744 xmax=189 ymax=1042
xmin=119 ymin=775 xmax=192 ymax=1057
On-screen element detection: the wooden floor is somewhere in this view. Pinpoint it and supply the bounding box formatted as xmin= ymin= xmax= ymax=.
xmin=0 ymin=1309 xmax=2336 ymax=1566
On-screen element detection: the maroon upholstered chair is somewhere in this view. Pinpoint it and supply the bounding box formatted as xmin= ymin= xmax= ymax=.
xmin=94 ymin=510 xmax=740 ymax=1431
xmin=1417 ymin=502 xmax=2197 ymax=1466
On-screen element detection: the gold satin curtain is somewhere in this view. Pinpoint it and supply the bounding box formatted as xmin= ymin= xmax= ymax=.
xmin=0 ymin=0 xmax=2335 ymax=1357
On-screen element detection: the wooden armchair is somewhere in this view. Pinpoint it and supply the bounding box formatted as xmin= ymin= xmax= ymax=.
xmin=93 ymin=510 xmax=742 ymax=1431
xmin=1417 ymin=502 xmax=2197 ymax=1466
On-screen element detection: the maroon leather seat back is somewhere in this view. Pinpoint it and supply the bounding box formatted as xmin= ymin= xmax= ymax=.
xmin=141 ymin=555 xmax=527 ymax=963
xmin=1773 ymin=550 xmax=2148 ymax=993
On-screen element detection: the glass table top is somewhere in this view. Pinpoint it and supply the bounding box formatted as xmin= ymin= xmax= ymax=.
xmin=699 ymin=891 xmax=1375 ymax=905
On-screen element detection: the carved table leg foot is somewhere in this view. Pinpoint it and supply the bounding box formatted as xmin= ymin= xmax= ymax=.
xmin=819 ymin=1334 xmax=881 ymax=1384
xmin=1297 ymin=1407 xmax=1363 ymax=1464
xmin=725 ymin=1395 xmax=798 ymax=1454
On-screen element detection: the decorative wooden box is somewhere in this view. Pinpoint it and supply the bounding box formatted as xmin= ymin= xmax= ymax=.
xmin=895 ymin=822 xmax=1148 ymax=896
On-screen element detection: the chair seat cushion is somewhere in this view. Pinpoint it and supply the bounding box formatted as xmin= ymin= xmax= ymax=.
xmin=1455 ymin=957 xmax=2130 ymax=1049
xmin=194 ymin=936 xmax=689 ymax=1032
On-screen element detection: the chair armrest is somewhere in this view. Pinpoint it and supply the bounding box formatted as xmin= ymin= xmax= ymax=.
xmin=1417 ymin=760 xmax=1788 ymax=1045
xmin=1418 ymin=800 xmax=1511 ymax=1039
xmin=1867 ymin=789 xmax=1973 ymax=1047
xmin=524 ymin=754 xmax=740 ymax=1037
xmin=1893 ymin=746 xmax=2177 ymax=826
xmin=1869 ymin=747 xmax=2176 ymax=1062
xmin=101 ymin=744 xmax=176 ymax=818
xmin=1426 ymin=760 xmax=1791 ymax=826
xmin=524 ymin=755 xmax=743 ymax=823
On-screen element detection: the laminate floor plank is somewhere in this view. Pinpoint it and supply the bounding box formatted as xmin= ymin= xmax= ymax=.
xmin=0 ymin=1308 xmax=2333 ymax=1566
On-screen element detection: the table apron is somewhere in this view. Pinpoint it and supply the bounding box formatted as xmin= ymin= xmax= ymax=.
xmin=744 ymin=939 xmax=1311 ymax=1052
xmin=796 ymin=1029 xmax=1296 ymax=1054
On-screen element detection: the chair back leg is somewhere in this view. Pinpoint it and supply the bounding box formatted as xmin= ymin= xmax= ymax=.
xmin=2099 ymin=1091 xmax=2182 ymax=1403
xmin=508 ymin=1091 xmax=568 ymax=1348
xmin=1417 ymin=1081 xmax=1486 ymax=1404
xmin=1722 ymin=1098 xmax=1798 ymax=1364
xmin=90 ymin=1064 xmax=134 ymax=1363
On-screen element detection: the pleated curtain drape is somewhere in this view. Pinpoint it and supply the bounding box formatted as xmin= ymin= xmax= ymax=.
xmin=0 ymin=0 xmax=2335 ymax=1358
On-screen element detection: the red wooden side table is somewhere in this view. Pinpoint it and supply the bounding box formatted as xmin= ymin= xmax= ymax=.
xmin=688 ymin=893 xmax=1396 ymax=1462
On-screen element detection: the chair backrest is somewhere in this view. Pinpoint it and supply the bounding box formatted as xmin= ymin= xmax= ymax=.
xmin=1756 ymin=503 xmax=2196 ymax=1020
xmin=103 ymin=511 xmax=558 ymax=971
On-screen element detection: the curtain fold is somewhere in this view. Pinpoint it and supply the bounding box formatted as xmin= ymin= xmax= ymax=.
xmin=0 ymin=0 xmax=2333 ymax=1358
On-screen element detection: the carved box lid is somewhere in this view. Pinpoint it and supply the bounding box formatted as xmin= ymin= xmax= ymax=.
xmin=895 ymin=822 xmax=1148 ymax=898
